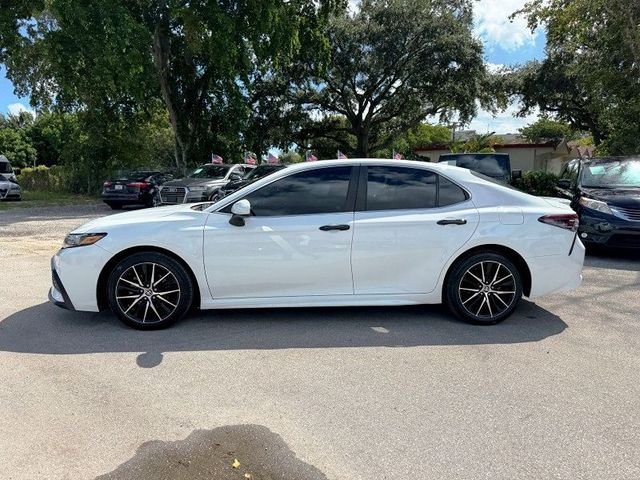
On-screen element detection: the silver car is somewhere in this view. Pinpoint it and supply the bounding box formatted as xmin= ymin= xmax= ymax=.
xmin=159 ymin=164 xmax=253 ymax=204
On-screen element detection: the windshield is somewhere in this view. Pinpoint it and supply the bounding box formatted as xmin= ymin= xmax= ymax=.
xmin=580 ymin=160 xmax=640 ymax=188
xmin=440 ymin=154 xmax=510 ymax=178
xmin=187 ymin=165 xmax=230 ymax=179
xmin=0 ymin=162 xmax=12 ymax=174
xmin=244 ymin=165 xmax=284 ymax=180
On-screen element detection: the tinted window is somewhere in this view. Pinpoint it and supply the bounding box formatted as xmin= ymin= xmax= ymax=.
xmin=243 ymin=166 xmax=352 ymax=216
xmin=438 ymin=176 xmax=468 ymax=206
xmin=367 ymin=166 xmax=437 ymax=210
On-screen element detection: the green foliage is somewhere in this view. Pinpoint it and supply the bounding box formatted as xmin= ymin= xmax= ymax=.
xmin=278 ymin=151 xmax=303 ymax=164
xmin=16 ymin=165 xmax=67 ymax=191
xmin=297 ymin=0 xmax=486 ymax=157
xmin=512 ymin=0 xmax=640 ymax=154
xmin=0 ymin=122 xmax=37 ymax=167
xmin=519 ymin=117 xmax=575 ymax=142
xmin=450 ymin=132 xmax=500 ymax=153
xmin=379 ymin=124 xmax=452 ymax=159
xmin=512 ymin=171 xmax=560 ymax=197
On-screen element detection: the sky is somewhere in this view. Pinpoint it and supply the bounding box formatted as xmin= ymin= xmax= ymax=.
xmin=0 ymin=0 xmax=545 ymax=134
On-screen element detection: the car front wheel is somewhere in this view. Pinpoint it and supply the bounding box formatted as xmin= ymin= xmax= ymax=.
xmin=107 ymin=252 xmax=194 ymax=329
xmin=445 ymin=252 xmax=522 ymax=325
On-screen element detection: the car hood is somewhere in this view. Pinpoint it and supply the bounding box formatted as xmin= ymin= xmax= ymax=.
xmin=0 ymin=179 xmax=18 ymax=188
xmin=581 ymin=187 xmax=640 ymax=208
xmin=163 ymin=178 xmax=226 ymax=187
xmin=71 ymin=203 xmax=204 ymax=233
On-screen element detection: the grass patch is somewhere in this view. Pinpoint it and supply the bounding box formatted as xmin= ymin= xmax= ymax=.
xmin=0 ymin=190 xmax=100 ymax=210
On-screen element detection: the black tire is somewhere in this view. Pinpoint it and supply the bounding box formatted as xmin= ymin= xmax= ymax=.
xmin=208 ymin=191 xmax=219 ymax=202
xmin=107 ymin=252 xmax=194 ymax=330
xmin=444 ymin=252 xmax=522 ymax=325
xmin=146 ymin=192 xmax=161 ymax=208
xmin=106 ymin=202 xmax=123 ymax=210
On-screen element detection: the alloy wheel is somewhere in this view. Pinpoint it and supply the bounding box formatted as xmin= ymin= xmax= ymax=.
xmin=115 ymin=262 xmax=181 ymax=324
xmin=458 ymin=260 xmax=517 ymax=320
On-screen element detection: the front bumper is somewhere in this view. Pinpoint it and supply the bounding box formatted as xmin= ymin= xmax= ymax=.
xmin=0 ymin=188 xmax=21 ymax=200
xmin=48 ymin=269 xmax=74 ymax=310
xmin=579 ymin=212 xmax=640 ymax=248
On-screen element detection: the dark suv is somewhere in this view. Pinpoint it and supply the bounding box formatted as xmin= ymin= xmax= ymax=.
xmin=557 ymin=156 xmax=640 ymax=248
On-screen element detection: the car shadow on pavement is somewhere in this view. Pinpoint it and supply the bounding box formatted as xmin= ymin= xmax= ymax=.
xmin=0 ymin=300 xmax=566 ymax=368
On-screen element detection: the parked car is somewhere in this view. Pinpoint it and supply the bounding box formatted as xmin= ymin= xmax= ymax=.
xmin=0 ymin=174 xmax=21 ymax=201
xmin=50 ymin=159 xmax=584 ymax=330
xmin=216 ymin=163 xmax=289 ymax=200
xmin=0 ymin=154 xmax=20 ymax=184
xmin=160 ymin=163 xmax=254 ymax=204
xmin=101 ymin=171 xmax=172 ymax=210
xmin=439 ymin=153 xmax=522 ymax=184
xmin=556 ymin=156 xmax=640 ymax=248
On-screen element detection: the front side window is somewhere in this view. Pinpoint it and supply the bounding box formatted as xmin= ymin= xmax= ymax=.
xmin=243 ymin=166 xmax=352 ymax=216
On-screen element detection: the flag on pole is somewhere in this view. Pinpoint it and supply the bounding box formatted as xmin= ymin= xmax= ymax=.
xmin=244 ymin=152 xmax=257 ymax=165
xmin=393 ymin=150 xmax=403 ymax=160
xmin=337 ymin=150 xmax=348 ymax=159
xmin=306 ymin=152 xmax=318 ymax=162
xmin=267 ymin=153 xmax=279 ymax=164
xmin=211 ymin=153 xmax=223 ymax=164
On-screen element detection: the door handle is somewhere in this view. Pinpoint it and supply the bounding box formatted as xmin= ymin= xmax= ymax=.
xmin=319 ymin=224 xmax=351 ymax=231
xmin=437 ymin=219 xmax=467 ymax=226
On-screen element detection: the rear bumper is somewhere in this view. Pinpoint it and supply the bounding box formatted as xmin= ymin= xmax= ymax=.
xmin=527 ymin=239 xmax=585 ymax=299
xmin=101 ymin=192 xmax=147 ymax=205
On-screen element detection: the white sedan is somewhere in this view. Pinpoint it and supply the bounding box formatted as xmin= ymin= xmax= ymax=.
xmin=50 ymin=159 xmax=584 ymax=329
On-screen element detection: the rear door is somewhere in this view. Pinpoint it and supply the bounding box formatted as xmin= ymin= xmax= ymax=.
xmin=352 ymin=165 xmax=479 ymax=294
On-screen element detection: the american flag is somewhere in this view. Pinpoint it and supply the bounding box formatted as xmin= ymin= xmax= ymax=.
xmin=211 ymin=153 xmax=223 ymax=164
xmin=306 ymin=152 xmax=318 ymax=162
xmin=337 ymin=150 xmax=348 ymax=159
xmin=267 ymin=153 xmax=279 ymax=164
xmin=393 ymin=150 xmax=403 ymax=160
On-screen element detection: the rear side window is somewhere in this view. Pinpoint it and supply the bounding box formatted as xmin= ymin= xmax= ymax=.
xmin=366 ymin=166 xmax=468 ymax=211
xmin=243 ymin=166 xmax=353 ymax=216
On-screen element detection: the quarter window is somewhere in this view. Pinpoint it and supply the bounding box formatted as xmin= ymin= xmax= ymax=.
xmin=366 ymin=166 xmax=468 ymax=211
xmin=242 ymin=166 xmax=352 ymax=216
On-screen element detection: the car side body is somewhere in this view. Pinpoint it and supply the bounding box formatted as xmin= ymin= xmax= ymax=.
xmin=101 ymin=171 xmax=172 ymax=209
xmin=50 ymin=159 xmax=584 ymax=328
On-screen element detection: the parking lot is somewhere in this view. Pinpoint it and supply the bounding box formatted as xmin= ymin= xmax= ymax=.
xmin=1 ymin=204 xmax=639 ymax=479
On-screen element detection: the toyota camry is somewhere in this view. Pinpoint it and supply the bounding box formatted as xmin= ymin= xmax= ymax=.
xmin=49 ymin=159 xmax=584 ymax=329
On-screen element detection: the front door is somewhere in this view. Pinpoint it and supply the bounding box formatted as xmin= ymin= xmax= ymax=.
xmin=351 ymin=165 xmax=479 ymax=294
xmin=203 ymin=165 xmax=357 ymax=299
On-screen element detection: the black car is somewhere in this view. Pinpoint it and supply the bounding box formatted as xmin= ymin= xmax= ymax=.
xmin=439 ymin=153 xmax=521 ymax=184
xmin=216 ymin=163 xmax=289 ymax=200
xmin=557 ymin=156 xmax=640 ymax=248
xmin=101 ymin=171 xmax=173 ymax=210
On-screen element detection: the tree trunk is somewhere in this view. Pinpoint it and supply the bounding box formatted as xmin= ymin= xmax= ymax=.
xmin=355 ymin=129 xmax=370 ymax=157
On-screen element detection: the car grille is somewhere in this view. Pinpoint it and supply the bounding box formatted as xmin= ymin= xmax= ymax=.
xmin=0 ymin=188 xmax=7 ymax=198
xmin=160 ymin=186 xmax=187 ymax=204
xmin=613 ymin=206 xmax=640 ymax=222
xmin=607 ymin=234 xmax=640 ymax=248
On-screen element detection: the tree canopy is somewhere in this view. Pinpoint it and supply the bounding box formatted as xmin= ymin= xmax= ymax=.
xmin=295 ymin=0 xmax=487 ymax=157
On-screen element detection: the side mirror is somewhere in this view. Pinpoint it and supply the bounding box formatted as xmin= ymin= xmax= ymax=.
xmin=229 ymin=199 xmax=251 ymax=226
xmin=557 ymin=179 xmax=572 ymax=189
xmin=511 ymin=169 xmax=522 ymax=181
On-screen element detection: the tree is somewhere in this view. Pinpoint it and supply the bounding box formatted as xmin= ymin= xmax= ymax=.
xmin=518 ymin=117 xmax=575 ymax=142
xmin=512 ymin=0 xmax=640 ymax=153
xmin=1 ymin=0 xmax=340 ymax=171
xmin=449 ymin=132 xmax=500 ymax=153
xmin=0 ymin=127 xmax=37 ymax=167
xmin=295 ymin=0 xmax=487 ymax=157
xmin=384 ymin=123 xmax=452 ymax=158
xmin=278 ymin=151 xmax=303 ymax=164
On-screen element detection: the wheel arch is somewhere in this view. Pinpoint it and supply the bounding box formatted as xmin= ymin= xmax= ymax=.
xmin=442 ymin=244 xmax=532 ymax=299
xmin=96 ymin=246 xmax=201 ymax=311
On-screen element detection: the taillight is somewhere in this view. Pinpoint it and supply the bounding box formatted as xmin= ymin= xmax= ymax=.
xmin=127 ymin=182 xmax=151 ymax=189
xmin=103 ymin=181 xmax=112 ymax=187
xmin=538 ymin=214 xmax=579 ymax=232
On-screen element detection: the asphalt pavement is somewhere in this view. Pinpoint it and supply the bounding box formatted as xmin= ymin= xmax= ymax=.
xmin=1 ymin=203 xmax=639 ymax=479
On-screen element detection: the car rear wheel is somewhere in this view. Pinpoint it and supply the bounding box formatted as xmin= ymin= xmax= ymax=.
xmin=106 ymin=202 xmax=122 ymax=210
xmin=445 ymin=252 xmax=522 ymax=325
xmin=107 ymin=252 xmax=194 ymax=330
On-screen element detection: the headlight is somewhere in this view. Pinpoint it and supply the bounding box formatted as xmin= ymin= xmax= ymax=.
xmin=579 ymin=197 xmax=613 ymax=215
xmin=189 ymin=186 xmax=206 ymax=192
xmin=62 ymin=232 xmax=107 ymax=249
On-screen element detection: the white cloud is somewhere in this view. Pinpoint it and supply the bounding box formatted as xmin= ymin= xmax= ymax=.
xmin=466 ymin=104 xmax=539 ymax=135
xmin=6 ymin=102 xmax=35 ymax=117
xmin=474 ymin=0 xmax=540 ymax=52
